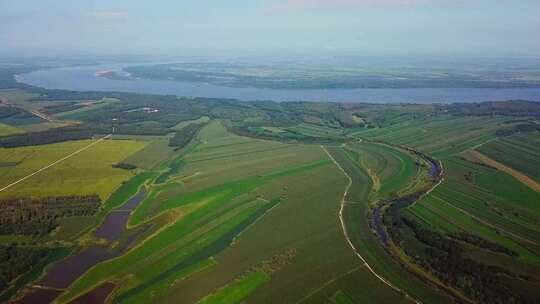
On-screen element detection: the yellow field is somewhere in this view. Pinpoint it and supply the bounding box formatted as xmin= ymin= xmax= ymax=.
xmin=0 ymin=139 xmax=147 ymax=200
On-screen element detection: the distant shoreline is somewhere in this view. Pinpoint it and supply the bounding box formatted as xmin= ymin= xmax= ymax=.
xmin=15 ymin=64 xmax=540 ymax=104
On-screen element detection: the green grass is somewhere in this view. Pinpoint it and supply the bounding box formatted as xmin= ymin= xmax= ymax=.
xmin=197 ymin=271 xmax=269 ymax=304
xmin=52 ymin=216 xmax=99 ymax=241
xmin=102 ymin=171 xmax=158 ymax=213
xmin=114 ymin=201 xmax=275 ymax=304
xmin=331 ymin=290 xmax=355 ymax=304
xmin=172 ymin=116 xmax=210 ymax=131
xmin=350 ymin=142 xmax=419 ymax=198
xmin=0 ymin=122 xmax=23 ymax=136
xmin=122 ymin=136 xmax=175 ymax=170
xmin=286 ymin=123 xmax=343 ymax=139
xmin=130 ymin=158 xmax=330 ymax=226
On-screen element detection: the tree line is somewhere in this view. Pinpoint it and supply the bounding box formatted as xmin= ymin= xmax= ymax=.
xmin=0 ymin=125 xmax=93 ymax=148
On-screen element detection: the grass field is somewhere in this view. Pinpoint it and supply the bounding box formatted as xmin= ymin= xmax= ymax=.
xmin=0 ymin=122 xmax=23 ymax=136
xmin=172 ymin=116 xmax=210 ymax=131
xmin=197 ymin=271 xmax=269 ymax=304
xmin=0 ymin=138 xmax=147 ymax=199
xmin=122 ymin=136 xmax=175 ymax=170
xmin=347 ymin=142 xmax=424 ymax=199
xmin=351 ymin=115 xmax=507 ymax=158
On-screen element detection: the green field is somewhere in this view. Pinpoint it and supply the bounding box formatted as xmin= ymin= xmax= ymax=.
xmin=197 ymin=271 xmax=269 ymax=304
xmin=478 ymin=131 xmax=540 ymax=182
xmin=352 ymin=115 xmax=505 ymax=158
xmin=0 ymin=122 xmax=23 ymax=136
xmin=172 ymin=116 xmax=210 ymax=131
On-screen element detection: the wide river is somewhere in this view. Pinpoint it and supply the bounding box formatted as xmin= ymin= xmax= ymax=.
xmin=16 ymin=64 xmax=540 ymax=103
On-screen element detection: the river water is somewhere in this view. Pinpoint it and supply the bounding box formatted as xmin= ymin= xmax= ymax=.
xmin=16 ymin=65 xmax=540 ymax=103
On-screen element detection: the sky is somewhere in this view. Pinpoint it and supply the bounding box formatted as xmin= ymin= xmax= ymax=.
xmin=1 ymin=0 xmax=540 ymax=58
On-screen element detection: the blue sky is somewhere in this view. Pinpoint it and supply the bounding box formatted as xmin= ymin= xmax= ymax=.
xmin=1 ymin=0 xmax=539 ymax=58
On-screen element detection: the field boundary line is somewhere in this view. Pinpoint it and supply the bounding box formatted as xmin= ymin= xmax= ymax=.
xmin=321 ymin=146 xmax=421 ymax=304
xmin=431 ymin=193 xmax=539 ymax=246
xmin=468 ymin=150 xmax=540 ymax=193
xmin=0 ymin=134 xmax=112 ymax=193
xmin=295 ymin=266 xmax=361 ymax=304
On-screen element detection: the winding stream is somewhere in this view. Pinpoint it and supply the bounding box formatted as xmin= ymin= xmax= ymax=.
xmin=371 ymin=149 xmax=443 ymax=246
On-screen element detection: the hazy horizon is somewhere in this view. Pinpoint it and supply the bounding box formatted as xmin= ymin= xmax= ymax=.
xmin=2 ymin=0 xmax=540 ymax=59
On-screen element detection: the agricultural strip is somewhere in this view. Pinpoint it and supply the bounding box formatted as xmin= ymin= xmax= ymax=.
xmin=477 ymin=132 xmax=540 ymax=183
xmin=467 ymin=150 xmax=540 ymax=192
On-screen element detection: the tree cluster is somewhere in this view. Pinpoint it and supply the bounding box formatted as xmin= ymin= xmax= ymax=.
xmin=168 ymin=123 xmax=205 ymax=149
xmin=0 ymin=126 xmax=93 ymax=148
xmin=0 ymin=244 xmax=50 ymax=292
xmin=384 ymin=209 xmax=536 ymax=304
xmin=0 ymin=195 xmax=100 ymax=236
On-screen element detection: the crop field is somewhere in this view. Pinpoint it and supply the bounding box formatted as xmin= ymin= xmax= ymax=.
xmin=121 ymin=135 xmax=175 ymax=170
xmin=0 ymin=138 xmax=147 ymax=199
xmin=477 ymin=131 xmax=540 ymax=182
xmin=351 ymin=115 xmax=507 ymax=158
